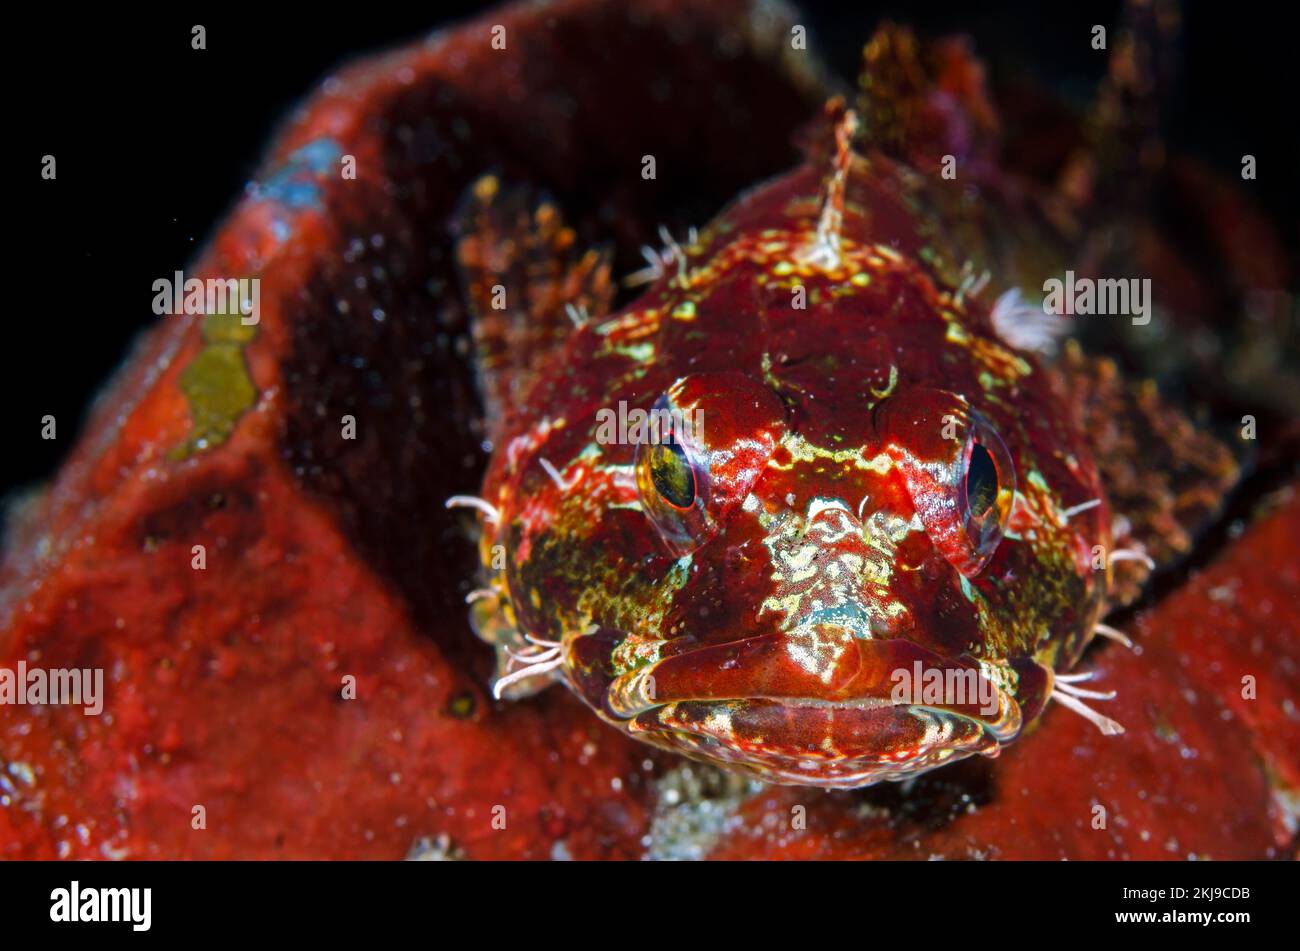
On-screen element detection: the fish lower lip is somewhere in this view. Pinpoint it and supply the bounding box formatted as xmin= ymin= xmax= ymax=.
xmin=628 ymin=694 xmax=1016 ymax=739
xmin=620 ymin=695 xmax=1018 ymax=788
xmin=790 ymin=695 xmax=1023 ymax=747
xmin=602 ymin=634 xmax=1023 ymax=743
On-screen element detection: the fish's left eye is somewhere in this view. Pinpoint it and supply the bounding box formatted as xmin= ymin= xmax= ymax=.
xmin=876 ymin=390 xmax=1016 ymax=578
xmin=966 ymin=443 xmax=999 ymax=517
xmin=959 ymin=413 xmax=1016 ymax=574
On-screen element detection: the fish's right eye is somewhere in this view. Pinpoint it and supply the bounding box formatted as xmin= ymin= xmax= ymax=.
xmin=635 ymin=395 xmax=712 ymax=556
xmin=646 ymin=437 xmax=697 ymax=510
xmin=630 ymin=373 xmax=788 ymax=558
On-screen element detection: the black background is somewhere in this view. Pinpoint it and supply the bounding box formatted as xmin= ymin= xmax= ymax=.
xmin=9 ymin=1 xmax=1297 ymax=501
xmin=1 ymin=858 xmax=1291 ymax=936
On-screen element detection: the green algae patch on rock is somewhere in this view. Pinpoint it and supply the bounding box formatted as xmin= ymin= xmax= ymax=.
xmin=171 ymin=309 xmax=259 ymax=460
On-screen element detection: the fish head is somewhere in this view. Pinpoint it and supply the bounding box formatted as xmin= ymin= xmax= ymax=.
xmin=479 ymin=160 xmax=1110 ymax=786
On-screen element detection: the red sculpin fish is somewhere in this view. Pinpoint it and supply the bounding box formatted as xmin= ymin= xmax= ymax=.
xmin=448 ymin=35 xmax=1236 ymax=787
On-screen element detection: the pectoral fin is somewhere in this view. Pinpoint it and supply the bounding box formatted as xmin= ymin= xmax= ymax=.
xmin=1053 ymin=341 xmax=1240 ymax=607
xmin=454 ymin=174 xmax=614 ymax=428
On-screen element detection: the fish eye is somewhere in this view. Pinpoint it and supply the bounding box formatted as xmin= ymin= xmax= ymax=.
xmin=965 ymin=442 xmax=998 ymax=518
xmin=634 ymin=394 xmax=713 ymax=556
xmin=647 ymin=438 xmax=696 ymax=510
xmin=958 ymin=413 xmax=1016 ymax=573
xmin=630 ymin=373 xmax=787 ymax=558
xmin=875 ymin=389 xmax=1016 ymax=578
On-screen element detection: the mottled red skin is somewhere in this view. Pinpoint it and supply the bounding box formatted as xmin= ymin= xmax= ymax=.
xmin=474 ymin=152 xmax=1112 ymax=785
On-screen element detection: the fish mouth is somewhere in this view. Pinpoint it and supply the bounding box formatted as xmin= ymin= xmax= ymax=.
xmin=596 ymin=632 xmax=1023 ymax=788
xmin=624 ymin=698 xmax=1010 ymax=787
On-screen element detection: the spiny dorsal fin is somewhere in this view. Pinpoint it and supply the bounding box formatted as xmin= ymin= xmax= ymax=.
xmin=1062 ymin=0 xmax=1180 ymax=211
xmin=1053 ymin=341 xmax=1239 ymax=607
xmin=454 ymin=174 xmax=614 ymax=427
xmin=855 ymin=22 xmax=1000 ymax=174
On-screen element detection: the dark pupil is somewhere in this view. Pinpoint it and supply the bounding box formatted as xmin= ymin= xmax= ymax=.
xmin=649 ymin=440 xmax=696 ymax=509
xmin=966 ymin=442 xmax=998 ymax=518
